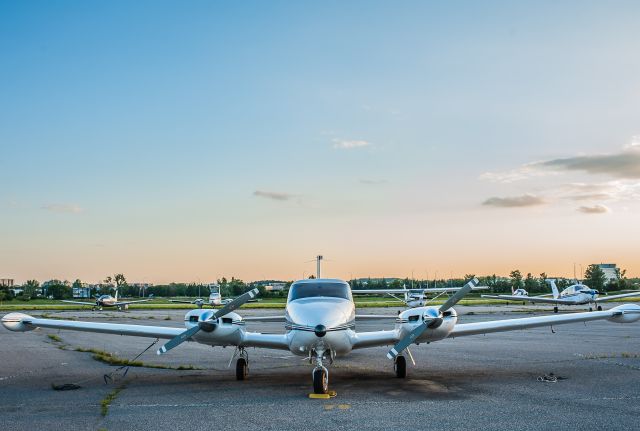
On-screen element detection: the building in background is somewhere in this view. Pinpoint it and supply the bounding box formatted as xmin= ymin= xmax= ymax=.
xmin=597 ymin=264 xmax=619 ymax=283
xmin=0 ymin=279 xmax=15 ymax=288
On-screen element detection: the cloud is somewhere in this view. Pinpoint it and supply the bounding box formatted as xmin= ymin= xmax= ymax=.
xmin=482 ymin=194 xmax=547 ymax=208
xmin=41 ymin=204 xmax=84 ymax=214
xmin=481 ymin=143 xmax=640 ymax=182
xmin=359 ymin=178 xmax=388 ymax=185
xmin=332 ymin=139 xmax=371 ymax=150
xmin=576 ymin=204 xmax=611 ymax=214
xmin=535 ymin=147 xmax=640 ymax=179
xmin=253 ymin=190 xmax=295 ymax=201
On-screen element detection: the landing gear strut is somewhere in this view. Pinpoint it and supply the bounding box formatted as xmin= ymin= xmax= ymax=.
xmin=312 ymin=349 xmax=329 ymax=394
xmin=235 ymin=348 xmax=248 ymax=380
xmin=394 ymin=355 xmax=407 ymax=378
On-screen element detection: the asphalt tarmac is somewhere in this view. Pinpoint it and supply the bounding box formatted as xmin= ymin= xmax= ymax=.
xmin=1 ymin=305 xmax=638 ymax=431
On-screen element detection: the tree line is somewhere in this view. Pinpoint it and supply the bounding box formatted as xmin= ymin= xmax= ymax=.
xmin=1 ymin=265 xmax=636 ymax=302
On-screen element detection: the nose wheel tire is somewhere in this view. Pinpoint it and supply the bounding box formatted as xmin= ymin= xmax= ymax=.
xmin=313 ymin=368 xmax=328 ymax=394
xmin=394 ymin=355 xmax=407 ymax=378
xmin=236 ymin=357 xmax=248 ymax=380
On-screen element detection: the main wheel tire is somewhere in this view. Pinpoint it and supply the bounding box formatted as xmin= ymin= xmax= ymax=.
xmin=553 ymin=307 xmax=558 ymax=313
xmin=394 ymin=355 xmax=407 ymax=378
xmin=313 ymin=368 xmax=328 ymax=394
xmin=236 ymin=358 xmax=248 ymax=380
xmin=589 ymin=307 xmax=593 ymax=312
xmin=597 ymin=305 xmax=602 ymax=311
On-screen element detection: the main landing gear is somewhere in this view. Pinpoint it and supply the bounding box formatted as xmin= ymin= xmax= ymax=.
xmin=597 ymin=305 xmax=602 ymax=311
xmin=553 ymin=307 xmax=558 ymax=313
xmin=235 ymin=348 xmax=248 ymax=380
xmin=394 ymin=355 xmax=407 ymax=378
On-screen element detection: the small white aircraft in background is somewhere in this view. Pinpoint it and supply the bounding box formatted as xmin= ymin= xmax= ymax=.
xmin=6 ymin=278 xmax=640 ymax=394
xmin=169 ymin=285 xmax=260 ymax=309
xmin=352 ymin=284 xmax=488 ymax=307
xmin=482 ymin=279 xmax=640 ymax=313
xmin=61 ymin=287 xmax=152 ymax=311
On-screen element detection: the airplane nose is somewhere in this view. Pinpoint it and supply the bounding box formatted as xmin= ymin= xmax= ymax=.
xmin=314 ymin=324 xmax=326 ymax=338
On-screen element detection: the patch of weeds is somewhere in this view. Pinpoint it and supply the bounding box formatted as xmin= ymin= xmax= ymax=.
xmin=47 ymin=334 xmax=62 ymax=343
xmin=74 ymin=347 xmax=200 ymax=370
xmin=101 ymin=385 xmax=125 ymax=416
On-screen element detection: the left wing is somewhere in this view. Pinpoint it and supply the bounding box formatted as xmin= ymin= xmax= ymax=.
xmin=60 ymin=300 xmax=97 ymax=305
xmin=449 ymin=304 xmax=640 ymax=338
xmin=595 ymin=291 xmax=640 ymax=303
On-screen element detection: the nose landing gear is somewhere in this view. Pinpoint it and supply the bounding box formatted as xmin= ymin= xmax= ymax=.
xmin=312 ymin=348 xmax=330 ymax=394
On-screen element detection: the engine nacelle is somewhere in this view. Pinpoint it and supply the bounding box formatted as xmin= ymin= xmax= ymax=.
xmin=1 ymin=313 xmax=37 ymax=332
xmin=607 ymin=304 xmax=640 ymax=324
xmin=183 ymin=309 xmax=245 ymax=346
xmin=396 ymin=306 xmax=458 ymax=343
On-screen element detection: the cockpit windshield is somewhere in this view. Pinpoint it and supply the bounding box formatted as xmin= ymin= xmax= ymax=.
xmin=288 ymin=282 xmax=352 ymax=301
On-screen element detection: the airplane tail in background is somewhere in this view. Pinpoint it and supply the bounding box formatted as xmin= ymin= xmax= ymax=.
xmin=546 ymin=279 xmax=559 ymax=299
xmin=114 ymin=286 xmax=118 ymax=302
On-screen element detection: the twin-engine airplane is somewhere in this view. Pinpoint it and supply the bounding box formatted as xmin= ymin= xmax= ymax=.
xmin=61 ymin=288 xmax=152 ymax=311
xmin=4 ymin=278 xmax=640 ymax=394
xmin=352 ymin=284 xmax=488 ymax=307
xmin=482 ymin=279 xmax=640 ymax=313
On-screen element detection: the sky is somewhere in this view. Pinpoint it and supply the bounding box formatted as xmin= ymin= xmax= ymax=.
xmin=1 ymin=1 xmax=640 ymax=284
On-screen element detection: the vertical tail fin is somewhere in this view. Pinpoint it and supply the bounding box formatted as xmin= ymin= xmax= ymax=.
xmin=546 ymin=279 xmax=559 ymax=299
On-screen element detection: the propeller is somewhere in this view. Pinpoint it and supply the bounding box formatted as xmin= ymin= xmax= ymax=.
xmin=157 ymin=288 xmax=259 ymax=355
xmin=387 ymin=278 xmax=478 ymax=360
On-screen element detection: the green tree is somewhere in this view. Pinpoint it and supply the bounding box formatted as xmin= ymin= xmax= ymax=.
xmin=584 ymin=264 xmax=607 ymax=292
xmin=509 ymin=270 xmax=523 ymax=292
xmin=524 ymin=273 xmax=537 ymax=292
xmin=23 ymin=280 xmax=40 ymax=298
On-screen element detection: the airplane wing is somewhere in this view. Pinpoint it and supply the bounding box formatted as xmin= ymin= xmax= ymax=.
xmin=60 ymin=300 xmax=96 ymax=306
xmin=595 ymin=291 xmax=640 ymax=303
xmin=3 ymin=314 xmax=183 ymax=339
xmin=449 ymin=306 xmax=638 ymax=337
xmin=2 ymin=313 xmax=291 ymax=350
xmin=113 ymin=299 xmax=153 ymax=306
xmin=481 ymin=294 xmax=570 ymax=304
xmin=169 ymin=299 xmax=196 ymax=304
xmin=353 ymin=287 xmax=488 ymax=295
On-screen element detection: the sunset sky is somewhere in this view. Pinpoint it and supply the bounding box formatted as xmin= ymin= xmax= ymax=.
xmin=2 ymin=1 xmax=639 ymax=284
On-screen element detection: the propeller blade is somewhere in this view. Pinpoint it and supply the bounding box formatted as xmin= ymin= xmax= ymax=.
xmin=438 ymin=278 xmax=478 ymax=313
xmin=157 ymin=288 xmax=260 ymax=355
xmin=157 ymin=324 xmax=201 ymax=355
xmin=387 ymin=323 xmax=429 ymax=360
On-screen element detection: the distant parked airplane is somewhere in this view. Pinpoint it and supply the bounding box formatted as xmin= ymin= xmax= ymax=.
xmin=482 ymin=279 xmax=640 ymax=313
xmin=352 ymin=285 xmax=488 ymax=307
xmin=61 ymin=287 xmax=151 ymax=311
xmin=170 ymin=284 xmax=259 ymax=308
